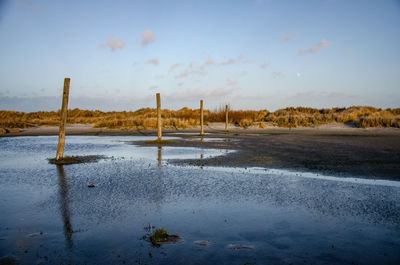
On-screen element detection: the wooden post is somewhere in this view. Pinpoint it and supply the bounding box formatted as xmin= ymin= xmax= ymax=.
xmin=200 ymin=99 xmax=204 ymax=136
xmin=156 ymin=93 xmax=162 ymax=141
xmin=225 ymin=104 xmax=229 ymax=132
xmin=56 ymin=78 xmax=70 ymax=161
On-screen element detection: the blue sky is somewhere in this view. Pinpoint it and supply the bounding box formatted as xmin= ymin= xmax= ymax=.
xmin=0 ymin=0 xmax=399 ymax=111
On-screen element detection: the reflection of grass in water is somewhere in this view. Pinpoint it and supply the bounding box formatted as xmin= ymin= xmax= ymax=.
xmin=48 ymin=155 xmax=106 ymax=165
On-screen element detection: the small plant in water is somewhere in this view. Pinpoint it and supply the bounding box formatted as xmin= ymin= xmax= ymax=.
xmin=149 ymin=228 xmax=180 ymax=246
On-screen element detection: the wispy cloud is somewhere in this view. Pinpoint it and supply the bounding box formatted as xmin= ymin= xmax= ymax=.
xmin=204 ymin=57 xmax=215 ymax=66
xmin=100 ymin=36 xmax=125 ymax=51
xmin=298 ymin=39 xmax=330 ymax=56
xmin=220 ymin=58 xmax=235 ymax=65
xmin=169 ymin=63 xmax=182 ymax=72
xmin=147 ymin=58 xmax=159 ymax=66
xmin=280 ymin=32 xmax=299 ymax=42
xmin=289 ymin=90 xmax=359 ymax=101
xmin=272 ymin=72 xmax=284 ymax=78
xmin=260 ymin=62 xmax=269 ymax=69
xmin=226 ymin=78 xmax=238 ymax=86
xmin=141 ymin=30 xmax=156 ymax=46
xmin=175 ymin=63 xmax=206 ymax=79
xmin=169 ymin=87 xmax=235 ymax=100
xmin=219 ymin=54 xmax=245 ymax=66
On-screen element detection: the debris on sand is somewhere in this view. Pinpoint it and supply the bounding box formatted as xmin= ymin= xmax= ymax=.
xmin=149 ymin=228 xmax=180 ymax=246
xmin=48 ymin=155 xmax=107 ymax=165
xmin=194 ymin=240 xmax=211 ymax=246
xmin=228 ymin=244 xmax=254 ymax=250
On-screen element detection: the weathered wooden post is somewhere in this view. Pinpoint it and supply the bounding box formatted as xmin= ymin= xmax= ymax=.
xmin=56 ymin=78 xmax=70 ymax=161
xmin=225 ymin=104 xmax=229 ymax=132
xmin=200 ymin=99 xmax=204 ymax=136
xmin=156 ymin=93 xmax=162 ymax=141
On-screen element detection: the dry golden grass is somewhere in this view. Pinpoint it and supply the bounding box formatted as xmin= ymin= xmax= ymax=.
xmin=265 ymin=106 xmax=400 ymax=128
xmin=1 ymin=106 xmax=399 ymax=130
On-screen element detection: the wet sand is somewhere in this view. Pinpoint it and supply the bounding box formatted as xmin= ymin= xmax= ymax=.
xmin=1 ymin=135 xmax=400 ymax=264
xmin=3 ymin=123 xmax=400 ymax=180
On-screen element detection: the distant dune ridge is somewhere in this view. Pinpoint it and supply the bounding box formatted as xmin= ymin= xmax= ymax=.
xmin=0 ymin=106 xmax=399 ymax=133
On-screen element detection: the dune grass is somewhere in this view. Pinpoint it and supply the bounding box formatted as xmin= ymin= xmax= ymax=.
xmin=264 ymin=106 xmax=400 ymax=128
xmin=1 ymin=106 xmax=399 ymax=131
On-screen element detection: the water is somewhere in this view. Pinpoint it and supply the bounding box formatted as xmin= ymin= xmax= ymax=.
xmin=0 ymin=136 xmax=399 ymax=264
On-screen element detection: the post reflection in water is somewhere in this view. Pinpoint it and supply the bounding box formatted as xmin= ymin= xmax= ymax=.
xmin=56 ymin=165 xmax=73 ymax=248
xmin=157 ymin=145 xmax=162 ymax=167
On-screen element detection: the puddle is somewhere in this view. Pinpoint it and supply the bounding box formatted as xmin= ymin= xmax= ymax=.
xmin=0 ymin=136 xmax=399 ymax=264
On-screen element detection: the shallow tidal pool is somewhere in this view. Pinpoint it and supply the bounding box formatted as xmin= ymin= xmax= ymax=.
xmin=0 ymin=136 xmax=399 ymax=264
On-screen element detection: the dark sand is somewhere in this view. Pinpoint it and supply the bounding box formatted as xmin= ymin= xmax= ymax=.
xmin=3 ymin=124 xmax=400 ymax=180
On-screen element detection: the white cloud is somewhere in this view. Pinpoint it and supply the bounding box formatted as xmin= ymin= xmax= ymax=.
xmin=280 ymin=32 xmax=299 ymax=42
xmin=260 ymin=62 xmax=269 ymax=69
xmin=141 ymin=30 xmax=156 ymax=46
xmin=296 ymin=72 xmax=301 ymax=77
xmin=100 ymin=36 xmax=125 ymax=51
xmin=298 ymin=39 xmax=330 ymax=56
xmin=147 ymin=58 xmax=159 ymax=66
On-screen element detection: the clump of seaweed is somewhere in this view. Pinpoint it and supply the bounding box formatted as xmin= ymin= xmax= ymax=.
xmin=148 ymin=228 xmax=180 ymax=246
xmin=48 ymin=155 xmax=106 ymax=165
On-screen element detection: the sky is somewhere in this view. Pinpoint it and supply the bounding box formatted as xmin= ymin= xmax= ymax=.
xmin=0 ymin=0 xmax=399 ymax=112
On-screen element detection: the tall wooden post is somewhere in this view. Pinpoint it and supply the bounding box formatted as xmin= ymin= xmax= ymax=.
xmin=225 ymin=104 xmax=229 ymax=132
xmin=200 ymin=99 xmax=204 ymax=136
xmin=156 ymin=93 xmax=162 ymax=141
xmin=56 ymin=78 xmax=70 ymax=161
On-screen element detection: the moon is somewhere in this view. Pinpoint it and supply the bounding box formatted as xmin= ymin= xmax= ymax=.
xmin=296 ymin=72 xmax=301 ymax=77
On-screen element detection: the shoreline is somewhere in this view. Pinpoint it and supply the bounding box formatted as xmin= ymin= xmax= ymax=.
xmin=1 ymin=122 xmax=400 ymax=137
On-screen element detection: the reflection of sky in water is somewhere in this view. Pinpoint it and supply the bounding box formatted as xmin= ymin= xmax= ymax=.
xmin=0 ymin=136 xmax=399 ymax=264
